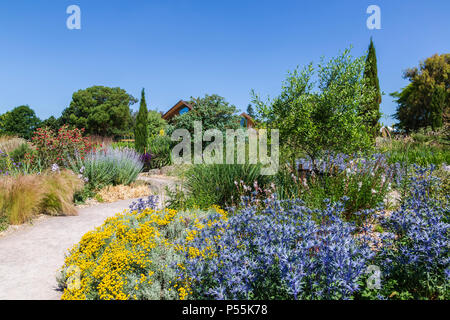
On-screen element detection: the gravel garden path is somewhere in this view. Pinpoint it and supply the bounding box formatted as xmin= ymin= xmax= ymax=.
xmin=0 ymin=198 xmax=140 ymax=300
xmin=0 ymin=174 xmax=180 ymax=300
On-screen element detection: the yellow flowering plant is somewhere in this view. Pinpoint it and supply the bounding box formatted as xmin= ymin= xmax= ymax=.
xmin=57 ymin=206 xmax=226 ymax=300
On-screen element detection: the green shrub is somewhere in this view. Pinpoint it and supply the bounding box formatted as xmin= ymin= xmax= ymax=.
xmin=29 ymin=125 xmax=94 ymax=168
xmin=274 ymin=153 xmax=400 ymax=219
xmin=9 ymin=143 xmax=33 ymax=163
xmin=381 ymin=139 xmax=450 ymax=166
xmin=0 ymin=149 xmax=18 ymax=175
xmin=253 ymin=48 xmax=375 ymax=163
xmin=173 ymin=163 xmax=271 ymax=210
xmin=147 ymin=135 xmax=172 ymax=169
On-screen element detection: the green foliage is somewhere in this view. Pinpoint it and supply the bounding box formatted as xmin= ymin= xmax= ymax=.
xmin=246 ymin=104 xmax=256 ymax=119
xmin=148 ymin=110 xmax=167 ymax=138
xmin=378 ymin=130 xmax=450 ymax=166
xmin=9 ymin=143 xmax=33 ymax=163
xmin=165 ymin=185 xmax=198 ymax=211
xmin=147 ymin=135 xmax=172 ymax=169
xmin=393 ymin=53 xmax=450 ymax=132
xmin=274 ymin=159 xmax=393 ymax=220
xmin=111 ymin=140 xmax=135 ymax=149
xmin=0 ymin=105 xmax=41 ymax=139
xmin=73 ymin=186 xmax=96 ymax=204
xmin=134 ymin=89 xmax=148 ymax=153
xmin=386 ymin=142 xmax=450 ymax=167
xmin=172 ymin=163 xmax=271 ymax=209
xmin=252 ymin=48 xmax=375 ymax=165
xmin=39 ymin=116 xmax=61 ymax=132
xmin=171 ymin=94 xmax=240 ymax=134
xmin=361 ymin=39 xmax=382 ymax=138
xmin=0 ymin=215 xmax=8 ymax=232
xmin=60 ymin=86 xmax=138 ymax=137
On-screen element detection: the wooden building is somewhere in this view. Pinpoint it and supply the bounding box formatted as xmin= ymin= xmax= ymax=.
xmin=161 ymin=100 xmax=193 ymax=121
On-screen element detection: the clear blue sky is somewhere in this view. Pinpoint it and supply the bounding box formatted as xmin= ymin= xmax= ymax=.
xmin=0 ymin=0 xmax=448 ymax=126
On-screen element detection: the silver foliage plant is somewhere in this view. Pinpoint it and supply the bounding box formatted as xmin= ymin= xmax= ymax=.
xmin=67 ymin=147 xmax=144 ymax=188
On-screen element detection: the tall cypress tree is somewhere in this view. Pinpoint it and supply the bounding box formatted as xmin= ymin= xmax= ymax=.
xmin=134 ymin=88 xmax=148 ymax=153
xmin=362 ymin=38 xmax=382 ymax=138
xmin=246 ymin=104 xmax=256 ymax=118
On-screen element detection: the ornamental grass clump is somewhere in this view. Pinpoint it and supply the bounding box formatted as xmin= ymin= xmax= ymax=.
xmin=57 ymin=199 xmax=227 ymax=300
xmin=176 ymin=199 xmax=375 ymax=300
xmin=0 ymin=169 xmax=82 ymax=224
xmin=39 ymin=169 xmax=83 ymax=216
xmin=0 ymin=136 xmax=27 ymax=154
xmin=179 ymin=163 xmax=271 ymax=210
xmin=0 ymin=174 xmax=43 ymax=224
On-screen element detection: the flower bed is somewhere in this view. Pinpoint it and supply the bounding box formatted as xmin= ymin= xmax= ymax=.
xmin=58 ymin=197 xmax=226 ymax=300
xmin=59 ymin=167 xmax=449 ymax=300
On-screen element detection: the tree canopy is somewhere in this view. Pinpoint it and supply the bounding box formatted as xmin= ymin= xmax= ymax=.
xmin=148 ymin=110 xmax=167 ymax=138
xmin=60 ymin=86 xmax=137 ymax=137
xmin=39 ymin=116 xmax=61 ymax=132
xmin=171 ymin=94 xmax=240 ymax=134
xmin=393 ymin=53 xmax=449 ymax=132
xmin=0 ymin=105 xmax=41 ymax=139
xmin=253 ymin=48 xmax=376 ymax=165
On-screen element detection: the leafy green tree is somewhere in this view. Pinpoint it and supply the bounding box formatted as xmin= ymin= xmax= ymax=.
xmin=361 ymin=38 xmax=382 ymax=138
xmin=39 ymin=116 xmax=61 ymax=132
xmin=171 ymin=94 xmax=240 ymax=134
xmin=61 ymin=86 xmax=137 ymax=137
xmin=393 ymin=53 xmax=449 ymax=132
xmin=134 ymin=88 xmax=148 ymax=153
xmin=246 ymin=104 xmax=256 ymax=118
xmin=253 ymin=48 xmax=375 ymax=167
xmin=0 ymin=105 xmax=41 ymax=139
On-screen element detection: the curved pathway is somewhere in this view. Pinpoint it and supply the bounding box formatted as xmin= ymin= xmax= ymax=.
xmin=0 ymin=198 xmax=139 ymax=300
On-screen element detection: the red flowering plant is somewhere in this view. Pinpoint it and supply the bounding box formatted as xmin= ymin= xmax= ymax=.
xmin=25 ymin=125 xmax=95 ymax=168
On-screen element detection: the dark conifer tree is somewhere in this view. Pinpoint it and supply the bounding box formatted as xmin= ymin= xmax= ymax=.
xmin=362 ymin=38 xmax=382 ymax=138
xmin=134 ymin=88 xmax=148 ymax=153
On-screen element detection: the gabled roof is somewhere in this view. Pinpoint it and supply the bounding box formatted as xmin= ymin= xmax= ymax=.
xmin=162 ymin=100 xmax=256 ymax=128
xmin=240 ymin=112 xmax=255 ymax=127
xmin=161 ymin=100 xmax=193 ymax=121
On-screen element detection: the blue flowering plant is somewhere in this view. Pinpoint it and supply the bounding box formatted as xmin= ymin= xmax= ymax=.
xmin=370 ymin=166 xmax=450 ymax=300
xmin=139 ymin=152 xmax=152 ymax=172
xmin=177 ymin=198 xmax=377 ymax=300
xmin=129 ymin=195 xmax=159 ymax=213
